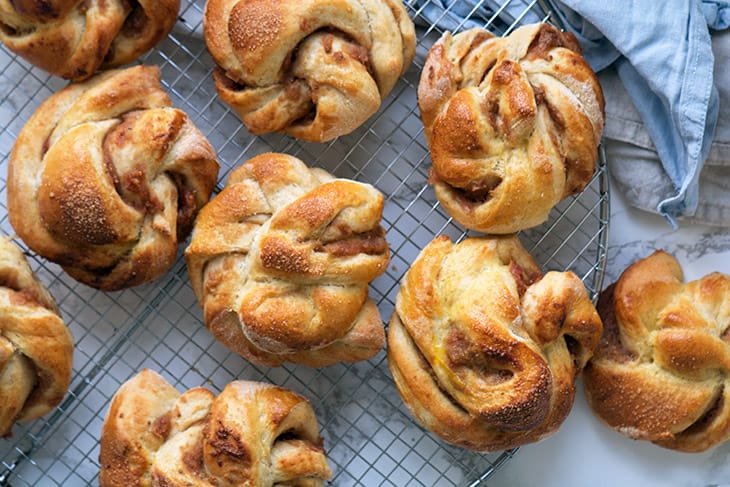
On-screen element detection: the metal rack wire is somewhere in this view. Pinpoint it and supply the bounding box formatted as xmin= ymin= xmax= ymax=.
xmin=0 ymin=0 xmax=609 ymax=485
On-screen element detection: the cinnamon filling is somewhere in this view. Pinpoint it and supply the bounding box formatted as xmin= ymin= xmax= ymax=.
xmin=316 ymin=227 xmax=388 ymax=257
xmin=451 ymin=174 xmax=503 ymax=205
xmin=595 ymin=283 xmax=637 ymax=363
xmin=679 ymin=388 xmax=724 ymax=437
xmin=120 ymin=2 xmax=149 ymax=39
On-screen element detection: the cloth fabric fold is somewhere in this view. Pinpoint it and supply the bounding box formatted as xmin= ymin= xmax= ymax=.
xmin=547 ymin=0 xmax=730 ymax=226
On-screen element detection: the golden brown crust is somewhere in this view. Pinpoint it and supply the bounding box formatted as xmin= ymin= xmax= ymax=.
xmin=417 ymin=23 xmax=605 ymax=234
xmin=0 ymin=236 xmax=73 ymax=437
xmin=387 ymin=235 xmax=602 ymax=451
xmin=99 ymin=369 xmax=332 ymax=486
xmin=584 ymin=250 xmax=730 ymax=452
xmin=203 ymin=0 xmax=416 ymax=142
xmin=7 ymin=65 xmax=219 ymax=291
xmin=0 ymin=0 xmax=180 ymax=80
xmin=185 ymin=152 xmax=389 ymax=367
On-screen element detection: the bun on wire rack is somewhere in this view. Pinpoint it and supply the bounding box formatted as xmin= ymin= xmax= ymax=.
xmin=387 ymin=234 xmax=603 ymax=451
xmin=203 ymin=0 xmax=416 ymax=142
xmin=7 ymin=65 xmax=219 ymax=291
xmin=418 ymin=23 xmax=605 ymax=234
xmin=185 ymin=152 xmax=390 ymax=367
xmin=0 ymin=0 xmax=180 ymax=80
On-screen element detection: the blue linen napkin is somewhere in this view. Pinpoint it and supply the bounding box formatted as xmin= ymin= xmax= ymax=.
xmin=413 ymin=0 xmax=730 ymax=226
xmin=547 ymin=0 xmax=730 ymax=226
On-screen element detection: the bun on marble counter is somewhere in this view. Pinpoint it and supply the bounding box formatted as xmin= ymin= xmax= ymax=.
xmin=203 ymin=0 xmax=415 ymax=142
xmin=185 ymin=152 xmax=390 ymax=367
xmin=0 ymin=236 xmax=73 ymax=437
xmin=584 ymin=250 xmax=730 ymax=452
xmin=387 ymin=234 xmax=602 ymax=451
xmin=99 ymin=368 xmax=331 ymax=486
xmin=0 ymin=0 xmax=180 ymax=80
xmin=417 ymin=23 xmax=605 ymax=234
xmin=7 ymin=65 xmax=219 ymax=291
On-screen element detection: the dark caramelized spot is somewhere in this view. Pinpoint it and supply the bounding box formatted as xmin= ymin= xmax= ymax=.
xmin=509 ymin=261 xmax=540 ymax=296
xmin=721 ymin=326 xmax=730 ymax=343
xmin=182 ymin=437 xmax=206 ymax=478
xmin=450 ymin=174 xmax=503 ymax=205
xmin=151 ymin=412 xmax=172 ymax=440
xmin=595 ymin=283 xmax=637 ymax=363
xmin=526 ymin=24 xmax=580 ymax=58
xmin=121 ymin=2 xmax=149 ymax=39
xmin=445 ymin=327 xmax=516 ymax=385
xmin=208 ymin=424 xmax=251 ymax=462
xmin=679 ymin=389 xmax=724 ymax=437
xmin=564 ymin=334 xmax=583 ymax=370
xmin=176 ymin=184 xmax=197 ymax=239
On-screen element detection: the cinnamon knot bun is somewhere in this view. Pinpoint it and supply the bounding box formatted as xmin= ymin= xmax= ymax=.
xmin=418 ymin=23 xmax=605 ymax=233
xmin=99 ymin=369 xmax=332 ymax=486
xmin=8 ymin=65 xmax=219 ymax=291
xmin=185 ymin=152 xmax=390 ymax=367
xmin=0 ymin=0 xmax=179 ymax=80
xmin=204 ymin=0 xmax=415 ymax=142
xmin=387 ymin=235 xmax=602 ymax=451
xmin=0 ymin=236 xmax=73 ymax=437
xmin=585 ymin=250 xmax=730 ymax=452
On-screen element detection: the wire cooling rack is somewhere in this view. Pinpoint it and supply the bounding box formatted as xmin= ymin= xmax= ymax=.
xmin=0 ymin=1 xmax=609 ymax=485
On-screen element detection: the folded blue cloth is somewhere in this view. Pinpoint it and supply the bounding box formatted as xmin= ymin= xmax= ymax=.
xmin=413 ymin=0 xmax=730 ymax=227
xmin=547 ymin=0 xmax=730 ymax=226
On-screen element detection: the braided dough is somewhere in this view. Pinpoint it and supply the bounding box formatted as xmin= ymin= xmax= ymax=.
xmin=99 ymin=369 xmax=332 ymax=486
xmin=418 ymin=23 xmax=605 ymax=233
xmin=8 ymin=65 xmax=219 ymax=291
xmin=0 ymin=237 xmax=73 ymax=437
xmin=387 ymin=235 xmax=602 ymax=451
xmin=0 ymin=0 xmax=179 ymax=80
xmin=204 ymin=0 xmax=415 ymax=142
xmin=584 ymin=250 xmax=730 ymax=452
xmin=185 ymin=153 xmax=389 ymax=367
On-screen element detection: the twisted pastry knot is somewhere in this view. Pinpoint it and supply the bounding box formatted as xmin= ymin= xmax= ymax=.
xmin=7 ymin=65 xmax=219 ymax=291
xmin=584 ymin=250 xmax=730 ymax=452
xmin=204 ymin=0 xmax=416 ymax=142
xmin=0 ymin=0 xmax=179 ymax=80
xmin=185 ymin=153 xmax=390 ymax=367
xmin=99 ymin=369 xmax=332 ymax=486
xmin=387 ymin=235 xmax=602 ymax=451
xmin=417 ymin=23 xmax=605 ymax=234
xmin=0 ymin=237 xmax=73 ymax=437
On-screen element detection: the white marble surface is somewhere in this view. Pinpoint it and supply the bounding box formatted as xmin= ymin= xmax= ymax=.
xmin=490 ymin=180 xmax=730 ymax=487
